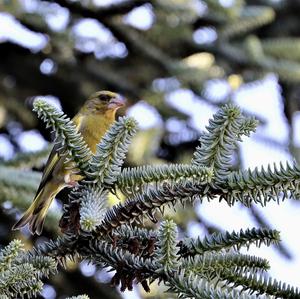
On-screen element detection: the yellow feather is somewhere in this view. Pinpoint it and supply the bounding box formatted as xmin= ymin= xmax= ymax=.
xmin=13 ymin=91 xmax=125 ymax=235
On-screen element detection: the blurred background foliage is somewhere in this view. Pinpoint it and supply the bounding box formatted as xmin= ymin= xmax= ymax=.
xmin=1 ymin=0 xmax=300 ymax=298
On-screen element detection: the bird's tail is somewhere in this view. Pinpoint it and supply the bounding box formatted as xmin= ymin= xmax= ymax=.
xmin=12 ymin=184 xmax=58 ymax=235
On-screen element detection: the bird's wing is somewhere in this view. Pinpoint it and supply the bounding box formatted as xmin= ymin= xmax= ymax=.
xmin=35 ymin=113 xmax=83 ymax=195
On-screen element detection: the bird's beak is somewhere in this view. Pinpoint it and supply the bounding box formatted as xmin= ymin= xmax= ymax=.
xmin=108 ymin=95 xmax=126 ymax=110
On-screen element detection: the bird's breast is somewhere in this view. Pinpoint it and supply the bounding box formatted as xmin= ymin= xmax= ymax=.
xmin=79 ymin=114 xmax=114 ymax=154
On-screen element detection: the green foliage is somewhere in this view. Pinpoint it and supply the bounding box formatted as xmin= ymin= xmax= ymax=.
xmin=192 ymin=104 xmax=258 ymax=182
xmin=0 ymin=165 xmax=60 ymax=229
xmin=220 ymin=6 xmax=275 ymax=40
xmin=182 ymin=252 xmax=270 ymax=279
xmin=3 ymin=0 xmax=300 ymax=297
xmin=262 ymin=38 xmax=300 ymax=61
xmin=2 ymin=146 xmax=52 ymax=168
xmin=88 ymin=116 xmax=137 ymax=185
xmin=205 ymin=0 xmax=244 ymax=19
xmin=0 ymin=239 xmax=23 ymax=272
xmin=225 ymin=162 xmax=300 ymax=206
xmin=4 ymin=100 xmax=300 ymax=298
xmin=0 ymin=240 xmax=56 ymax=298
xmin=155 ymin=219 xmax=178 ymax=273
xmin=96 ymin=180 xmax=210 ymax=235
xmin=117 ymin=164 xmax=213 ymax=195
xmin=222 ymin=270 xmax=300 ymax=298
xmin=79 ymin=187 xmax=107 ymax=232
xmin=166 ymin=271 xmax=265 ymax=299
xmin=179 ymin=228 xmax=280 ymax=256
xmin=0 ymin=166 xmax=41 ymax=192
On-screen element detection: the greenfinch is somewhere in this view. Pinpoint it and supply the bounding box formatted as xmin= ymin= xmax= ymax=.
xmin=13 ymin=91 xmax=125 ymax=235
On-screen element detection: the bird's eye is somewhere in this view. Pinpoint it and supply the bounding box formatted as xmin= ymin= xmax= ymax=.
xmin=98 ymin=94 xmax=111 ymax=102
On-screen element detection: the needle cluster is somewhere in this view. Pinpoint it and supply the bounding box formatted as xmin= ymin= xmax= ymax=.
xmin=1 ymin=100 xmax=300 ymax=298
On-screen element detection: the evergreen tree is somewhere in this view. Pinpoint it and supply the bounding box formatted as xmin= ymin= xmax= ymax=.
xmin=1 ymin=100 xmax=299 ymax=298
xmin=1 ymin=0 xmax=300 ymax=298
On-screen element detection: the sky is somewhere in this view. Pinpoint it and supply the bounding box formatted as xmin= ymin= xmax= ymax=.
xmin=1 ymin=0 xmax=300 ymax=297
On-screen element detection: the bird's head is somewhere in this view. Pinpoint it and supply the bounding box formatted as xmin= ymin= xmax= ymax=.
xmin=82 ymin=91 xmax=126 ymax=115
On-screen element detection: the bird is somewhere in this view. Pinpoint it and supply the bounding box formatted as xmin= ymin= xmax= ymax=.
xmin=12 ymin=91 xmax=125 ymax=235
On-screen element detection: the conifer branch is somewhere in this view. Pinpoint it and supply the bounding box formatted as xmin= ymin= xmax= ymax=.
xmin=204 ymin=0 xmax=243 ymax=19
xmin=80 ymin=239 xmax=157 ymax=273
xmin=111 ymin=225 xmax=157 ymax=257
xmin=0 ymin=166 xmax=41 ymax=192
xmin=113 ymin=225 xmax=156 ymax=241
xmin=182 ymin=252 xmax=270 ymax=280
xmin=0 ymin=166 xmax=40 ymax=209
xmin=88 ymin=116 xmax=137 ymax=185
xmin=0 ymin=167 xmax=59 ymax=230
xmin=155 ymin=220 xmax=178 ymax=273
xmin=95 ymin=177 xmax=283 ymax=236
xmin=117 ymin=164 xmax=213 ymax=195
xmin=0 ymin=185 xmax=34 ymax=210
xmin=95 ymin=181 xmax=208 ymax=235
xmin=224 ymin=162 xmax=300 ymax=206
xmin=20 ymin=254 xmax=57 ymax=277
xmin=79 ymin=187 xmax=108 ymax=232
xmin=221 ymin=269 xmax=300 ymax=298
xmin=166 ymin=270 xmax=268 ymax=299
xmin=78 ymin=239 xmax=157 ymax=291
xmin=35 ymin=234 xmax=78 ymax=261
xmin=33 ymin=99 xmax=92 ymax=175
xmin=0 ymin=240 xmax=23 ymax=272
xmin=262 ymin=38 xmax=300 ymax=61
xmin=220 ymin=41 xmax=300 ymax=82
xmin=192 ymin=104 xmax=257 ymax=184
xmin=7 ymin=100 xmax=299 ymax=298
xmin=178 ymin=228 xmax=280 ymax=257
xmin=4 ymin=0 xmax=300 ymax=296
xmin=220 ymin=6 xmax=275 ymax=40
xmin=0 ymin=264 xmax=44 ymax=298
xmin=0 ymin=240 xmax=57 ymax=298
xmin=2 ymin=146 xmax=52 ymax=168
